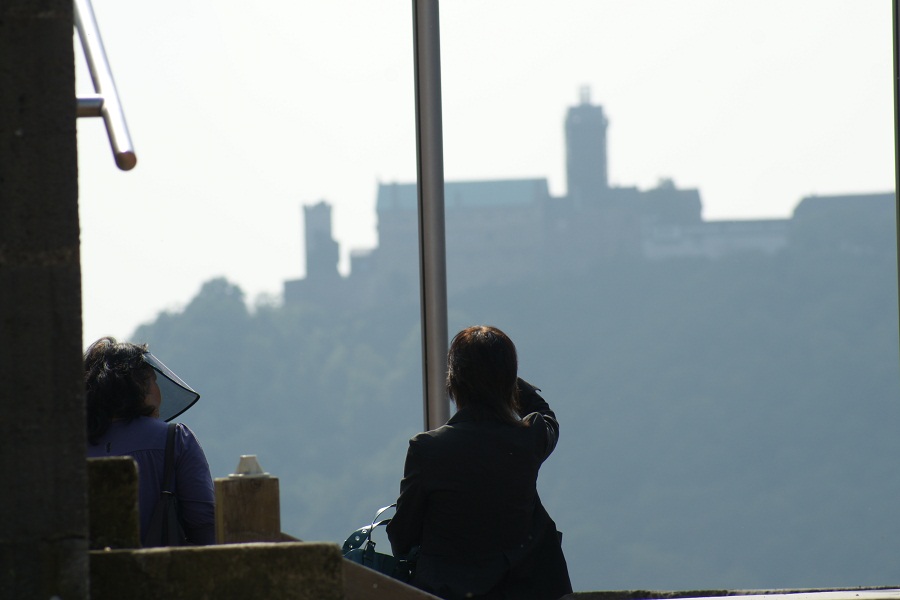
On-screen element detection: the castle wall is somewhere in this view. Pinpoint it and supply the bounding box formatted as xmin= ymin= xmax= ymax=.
xmin=284 ymin=98 xmax=894 ymax=309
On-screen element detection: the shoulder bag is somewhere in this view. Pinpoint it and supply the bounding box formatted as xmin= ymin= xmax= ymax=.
xmin=143 ymin=422 xmax=188 ymax=547
xmin=342 ymin=504 xmax=416 ymax=582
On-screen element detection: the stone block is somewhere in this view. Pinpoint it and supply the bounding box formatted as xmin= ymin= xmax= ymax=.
xmin=90 ymin=542 xmax=344 ymax=600
xmin=88 ymin=457 xmax=141 ymax=550
xmin=215 ymin=475 xmax=282 ymax=543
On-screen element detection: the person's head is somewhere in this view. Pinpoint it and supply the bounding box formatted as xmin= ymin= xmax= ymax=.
xmin=84 ymin=336 xmax=159 ymax=444
xmin=446 ymin=325 xmax=520 ymax=424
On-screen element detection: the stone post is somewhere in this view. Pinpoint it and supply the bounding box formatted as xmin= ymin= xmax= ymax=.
xmin=0 ymin=0 xmax=86 ymax=597
xmin=215 ymin=455 xmax=283 ymax=543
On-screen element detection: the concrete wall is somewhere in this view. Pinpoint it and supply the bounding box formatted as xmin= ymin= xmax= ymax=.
xmin=0 ymin=0 xmax=87 ymax=598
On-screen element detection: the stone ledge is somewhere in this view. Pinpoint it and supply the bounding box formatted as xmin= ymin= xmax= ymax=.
xmin=90 ymin=542 xmax=343 ymax=600
xmin=343 ymin=559 xmax=441 ymax=600
xmin=567 ymin=588 xmax=900 ymax=600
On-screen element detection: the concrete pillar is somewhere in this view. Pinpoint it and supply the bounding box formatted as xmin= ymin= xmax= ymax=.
xmin=0 ymin=0 xmax=86 ymax=598
xmin=215 ymin=456 xmax=283 ymax=543
xmin=88 ymin=458 xmax=141 ymax=550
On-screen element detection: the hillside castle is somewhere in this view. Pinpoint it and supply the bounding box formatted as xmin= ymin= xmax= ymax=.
xmin=285 ymin=88 xmax=895 ymax=308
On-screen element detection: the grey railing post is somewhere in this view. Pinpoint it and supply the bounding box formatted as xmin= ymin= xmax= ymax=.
xmin=412 ymin=0 xmax=450 ymax=430
xmin=893 ymin=0 xmax=900 ymax=361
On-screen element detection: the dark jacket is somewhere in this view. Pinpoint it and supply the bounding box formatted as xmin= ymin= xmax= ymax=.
xmin=387 ymin=380 xmax=572 ymax=600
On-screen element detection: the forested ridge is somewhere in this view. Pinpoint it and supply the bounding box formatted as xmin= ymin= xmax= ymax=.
xmin=133 ymin=242 xmax=900 ymax=591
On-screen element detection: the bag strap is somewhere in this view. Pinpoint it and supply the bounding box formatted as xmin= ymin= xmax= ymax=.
xmin=161 ymin=422 xmax=177 ymax=494
xmin=371 ymin=503 xmax=396 ymax=530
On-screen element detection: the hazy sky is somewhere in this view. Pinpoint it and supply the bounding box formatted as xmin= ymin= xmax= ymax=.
xmin=76 ymin=0 xmax=894 ymax=347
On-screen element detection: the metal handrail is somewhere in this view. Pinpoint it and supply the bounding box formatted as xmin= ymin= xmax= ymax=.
xmin=74 ymin=0 xmax=136 ymax=171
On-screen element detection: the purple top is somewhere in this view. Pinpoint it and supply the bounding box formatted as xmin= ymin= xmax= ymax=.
xmin=87 ymin=417 xmax=216 ymax=545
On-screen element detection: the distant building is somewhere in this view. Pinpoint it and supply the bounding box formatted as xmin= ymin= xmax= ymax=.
xmin=283 ymin=201 xmax=346 ymax=306
xmin=284 ymin=90 xmax=895 ymax=307
xmin=642 ymin=219 xmax=789 ymax=260
xmin=303 ymin=201 xmax=340 ymax=281
xmin=790 ymin=192 xmax=897 ymax=255
xmin=566 ymin=85 xmax=610 ymax=204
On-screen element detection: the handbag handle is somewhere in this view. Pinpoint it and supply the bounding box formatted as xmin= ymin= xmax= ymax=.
xmin=359 ymin=503 xmax=396 ymax=540
xmin=370 ymin=504 xmax=396 ymax=529
xmin=342 ymin=504 xmax=397 ymax=553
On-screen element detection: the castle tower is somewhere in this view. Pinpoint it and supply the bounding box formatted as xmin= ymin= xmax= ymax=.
xmin=565 ymin=86 xmax=609 ymax=203
xmin=303 ymin=201 xmax=340 ymax=280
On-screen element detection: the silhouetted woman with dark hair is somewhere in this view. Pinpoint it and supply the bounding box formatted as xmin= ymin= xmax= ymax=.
xmin=387 ymin=325 xmax=572 ymax=600
xmin=84 ymin=336 xmax=215 ymax=546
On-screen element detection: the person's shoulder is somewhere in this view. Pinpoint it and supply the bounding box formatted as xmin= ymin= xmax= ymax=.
xmin=112 ymin=415 xmax=168 ymax=438
xmin=133 ymin=415 xmax=168 ymax=430
xmin=131 ymin=418 xmax=191 ymax=449
xmin=171 ymin=421 xmax=211 ymax=457
xmin=170 ymin=421 xmax=199 ymax=447
xmin=93 ymin=417 xmax=168 ymax=453
xmin=173 ymin=421 xmax=199 ymax=438
xmin=408 ymin=424 xmax=451 ymax=452
xmin=410 ymin=429 xmax=437 ymax=446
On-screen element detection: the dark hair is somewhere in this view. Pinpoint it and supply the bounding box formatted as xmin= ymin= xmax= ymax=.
xmin=84 ymin=336 xmax=155 ymax=445
xmin=446 ymin=325 xmax=520 ymax=424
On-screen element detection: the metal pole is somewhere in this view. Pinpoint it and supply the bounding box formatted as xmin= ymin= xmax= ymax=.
xmin=412 ymin=0 xmax=450 ymax=430
xmin=894 ymin=0 xmax=900 ymax=363
xmin=74 ymin=0 xmax=136 ymax=171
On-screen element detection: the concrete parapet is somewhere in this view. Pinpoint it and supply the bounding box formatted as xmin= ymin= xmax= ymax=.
xmin=567 ymin=591 xmax=730 ymax=600
xmin=343 ymin=559 xmax=440 ymax=600
xmin=566 ymin=588 xmax=900 ymax=600
xmin=88 ymin=455 xmax=440 ymax=598
xmin=88 ymin=457 xmax=141 ymax=550
xmin=90 ymin=542 xmax=344 ymax=600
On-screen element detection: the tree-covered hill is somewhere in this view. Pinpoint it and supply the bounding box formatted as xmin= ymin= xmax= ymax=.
xmin=133 ymin=246 xmax=900 ymax=592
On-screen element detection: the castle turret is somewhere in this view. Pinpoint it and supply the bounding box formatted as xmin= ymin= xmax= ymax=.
xmin=304 ymin=201 xmax=339 ymax=280
xmin=565 ymin=86 xmax=609 ymax=203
